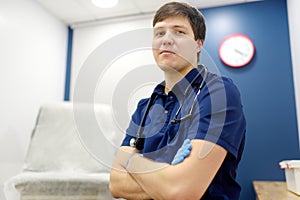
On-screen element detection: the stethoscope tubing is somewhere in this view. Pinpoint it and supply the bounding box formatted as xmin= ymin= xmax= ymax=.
xmin=132 ymin=66 xmax=208 ymax=150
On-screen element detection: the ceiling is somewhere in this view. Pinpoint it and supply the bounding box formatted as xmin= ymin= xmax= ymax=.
xmin=35 ymin=0 xmax=262 ymax=28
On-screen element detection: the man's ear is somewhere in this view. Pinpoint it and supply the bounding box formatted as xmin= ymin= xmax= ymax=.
xmin=196 ymin=39 xmax=204 ymax=53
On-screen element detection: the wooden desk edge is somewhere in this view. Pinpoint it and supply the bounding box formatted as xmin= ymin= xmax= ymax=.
xmin=253 ymin=181 xmax=300 ymax=199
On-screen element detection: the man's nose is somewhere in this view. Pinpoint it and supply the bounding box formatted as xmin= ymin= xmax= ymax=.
xmin=162 ymin=31 xmax=174 ymax=45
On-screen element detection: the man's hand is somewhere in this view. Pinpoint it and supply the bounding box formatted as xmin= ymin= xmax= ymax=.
xmin=171 ymin=139 xmax=192 ymax=165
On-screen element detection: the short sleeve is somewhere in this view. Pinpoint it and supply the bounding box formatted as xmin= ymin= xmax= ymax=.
xmin=188 ymin=74 xmax=246 ymax=159
xmin=121 ymin=98 xmax=150 ymax=146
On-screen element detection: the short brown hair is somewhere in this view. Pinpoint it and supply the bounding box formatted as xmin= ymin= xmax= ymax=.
xmin=153 ymin=2 xmax=206 ymax=41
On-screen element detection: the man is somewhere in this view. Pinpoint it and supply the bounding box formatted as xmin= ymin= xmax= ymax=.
xmin=110 ymin=2 xmax=246 ymax=199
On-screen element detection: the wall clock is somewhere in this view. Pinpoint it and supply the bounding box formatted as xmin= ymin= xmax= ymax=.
xmin=219 ymin=34 xmax=255 ymax=68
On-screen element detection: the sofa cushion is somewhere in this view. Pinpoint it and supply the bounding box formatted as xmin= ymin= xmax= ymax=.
xmin=23 ymin=102 xmax=123 ymax=173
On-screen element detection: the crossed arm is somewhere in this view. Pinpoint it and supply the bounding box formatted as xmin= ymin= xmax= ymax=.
xmin=109 ymin=139 xmax=227 ymax=200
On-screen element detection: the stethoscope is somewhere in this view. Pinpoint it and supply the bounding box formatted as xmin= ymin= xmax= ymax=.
xmin=130 ymin=65 xmax=208 ymax=150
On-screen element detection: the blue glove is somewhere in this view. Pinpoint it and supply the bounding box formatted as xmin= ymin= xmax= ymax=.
xmin=171 ymin=139 xmax=192 ymax=165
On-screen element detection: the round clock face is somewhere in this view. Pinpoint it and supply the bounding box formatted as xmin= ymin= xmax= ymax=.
xmin=219 ymin=34 xmax=255 ymax=68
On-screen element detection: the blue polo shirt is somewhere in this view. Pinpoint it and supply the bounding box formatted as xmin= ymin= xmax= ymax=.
xmin=121 ymin=67 xmax=246 ymax=200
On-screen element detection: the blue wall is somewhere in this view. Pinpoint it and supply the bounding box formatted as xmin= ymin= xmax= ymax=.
xmin=64 ymin=26 xmax=73 ymax=101
xmin=201 ymin=0 xmax=299 ymax=199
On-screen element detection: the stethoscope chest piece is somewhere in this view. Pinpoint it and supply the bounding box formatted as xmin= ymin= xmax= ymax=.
xmin=129 ymin=137 xmax=144 ymax=151
xmin=130 ymin=138 xmax=136 ymax=147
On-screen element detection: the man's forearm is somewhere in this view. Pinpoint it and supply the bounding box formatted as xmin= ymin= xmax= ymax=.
xmin=126 ymin=154 xmax=171 ymax=200
xmin=109 ymin=146 xmax=152 ymax=199
xmin=110 ymin=167 xmax=152 ymax=200
xmin=126 ymin=140 xmax=227 ymax=200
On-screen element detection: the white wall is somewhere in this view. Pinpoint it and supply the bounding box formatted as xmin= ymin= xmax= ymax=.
xmin=71 ymin=15 xmax=164 ymax=128
xmin=71 ymin=15 xmax=155 ymax=99
xmin=0 ymin=0 xmax=68 ymax=198
xmin=287 ymin=0 xmax=300 ymax=147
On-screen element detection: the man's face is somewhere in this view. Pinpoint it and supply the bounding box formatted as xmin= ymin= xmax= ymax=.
xmin=152 ymin=16 xmax=202 ymax=74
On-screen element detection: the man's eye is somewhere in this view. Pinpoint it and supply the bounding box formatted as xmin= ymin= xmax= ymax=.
xmin=175 ymin=30 xmax=185 ymax=35
xmin=155 ymin=31 xmax=165 ymax=37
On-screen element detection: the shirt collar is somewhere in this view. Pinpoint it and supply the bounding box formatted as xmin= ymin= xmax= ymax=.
xmin=173 ymin=68 xmax=200 ymax=95
xmin=152 ymin=65 xmax=205 ymax=96
xmin=153 ymin=81 xmax=165 ymax=96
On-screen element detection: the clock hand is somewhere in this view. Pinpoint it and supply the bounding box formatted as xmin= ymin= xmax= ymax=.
xmin=234 ymin=48 xmax=247 ymax=57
